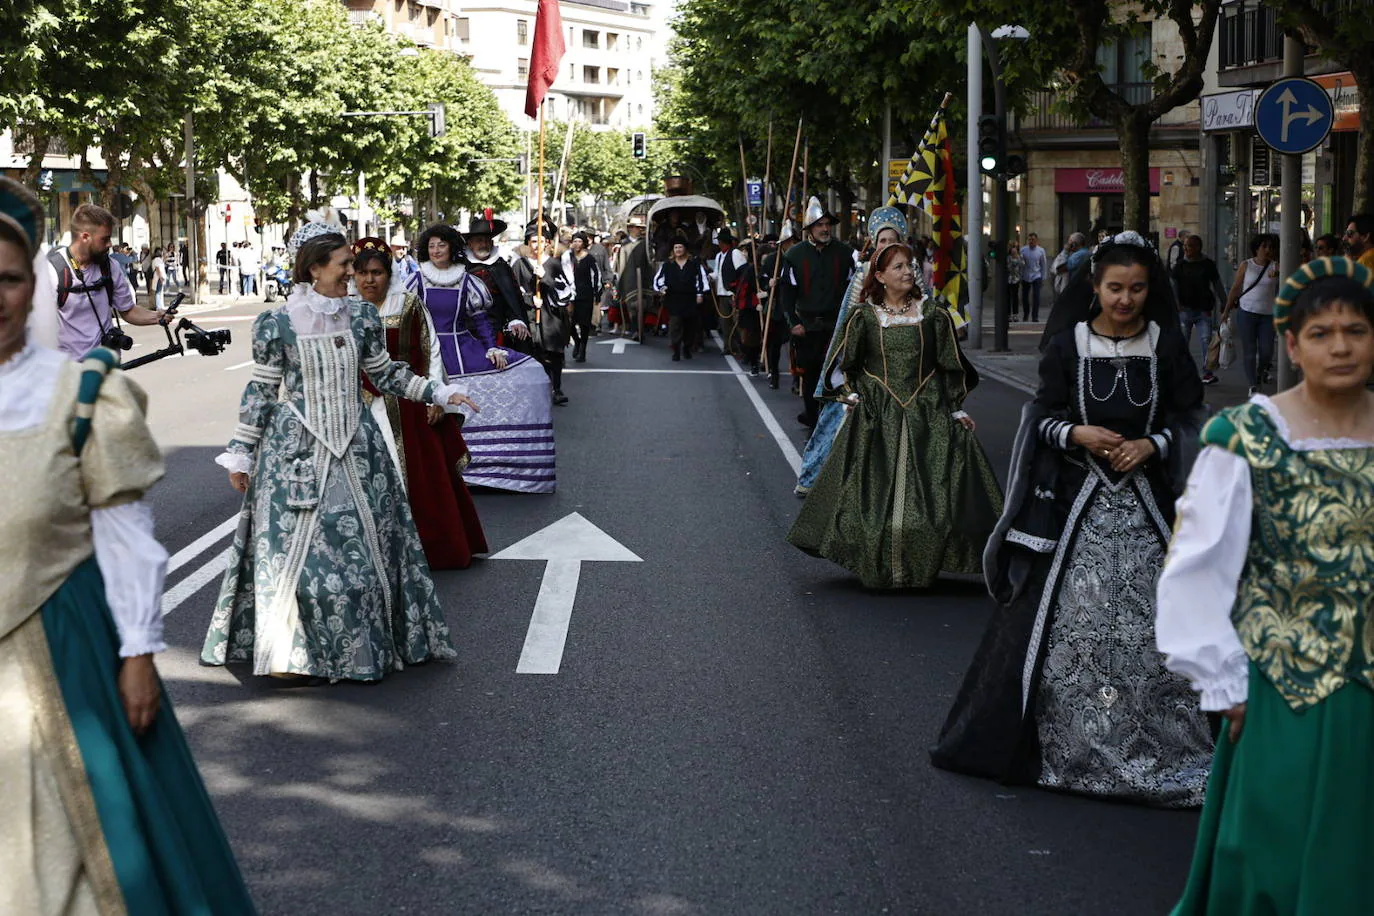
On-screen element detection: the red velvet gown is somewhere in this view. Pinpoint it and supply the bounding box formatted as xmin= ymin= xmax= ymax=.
xmin=363 ymin=295 xmax=488 ymax=569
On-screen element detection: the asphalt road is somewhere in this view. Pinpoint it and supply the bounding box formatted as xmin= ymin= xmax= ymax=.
xmin=127 ymin=296 xmax=1200 ymax=916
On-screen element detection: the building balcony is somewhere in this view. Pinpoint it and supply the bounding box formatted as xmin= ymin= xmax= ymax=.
xmin=1217 ymin=0 xmax=1371 ymax=85
xmin=1016 ymin=83 xmax=1153 ymax=132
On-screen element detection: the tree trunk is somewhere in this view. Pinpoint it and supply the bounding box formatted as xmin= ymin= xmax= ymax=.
xmin=1118 ymin=110 xmax=1152 ymax=235
xmin=1353 ymin=66 xmax=1374 ymax=213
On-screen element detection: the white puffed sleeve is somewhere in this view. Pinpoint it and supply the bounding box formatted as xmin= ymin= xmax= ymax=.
xmin=91 ymin=500 xmax=168 ymax=657
xmin=1156 ymin=445 xmax=1251 ymax=710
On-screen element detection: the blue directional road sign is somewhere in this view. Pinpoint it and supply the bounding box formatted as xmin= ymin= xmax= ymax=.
xmin=746 ymin=179 xmax=764 ymax=208
xmin=1255 ymin=77 xmax=1333 ymax=155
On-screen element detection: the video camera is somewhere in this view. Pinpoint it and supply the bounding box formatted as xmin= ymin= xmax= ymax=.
xmin=120 ymin=294 xmax=232 ymax=370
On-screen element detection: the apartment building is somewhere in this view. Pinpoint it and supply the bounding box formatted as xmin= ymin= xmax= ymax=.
xmin=1007 ymin=16 xmax=1204 ymax=255
xmin=451 ymin=0 xmax=663 ymax=129
xmin=344 ymin=0 xmax=469 ymax=53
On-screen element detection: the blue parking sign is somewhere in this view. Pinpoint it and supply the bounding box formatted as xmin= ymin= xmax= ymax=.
xmin=1255 ymin=77 xmax=1333 ymax=155
xmin=746 ymin=180 xmax=763 ymax=208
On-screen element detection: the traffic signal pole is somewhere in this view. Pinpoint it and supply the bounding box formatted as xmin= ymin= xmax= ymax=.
xmin=980 ymin=24 xmax=1011 ymax=352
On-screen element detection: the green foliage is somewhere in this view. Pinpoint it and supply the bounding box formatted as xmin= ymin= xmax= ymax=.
xmin=0 ymin=0 xmax=521 ymax=221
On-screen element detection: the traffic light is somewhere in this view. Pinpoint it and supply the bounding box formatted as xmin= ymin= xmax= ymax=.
xmin=428 ymin=102 xmax=446 ymax=139
xmin=517 ymin=153 xmax=529 ymax=175
xmin=632 ymin=131 xmax=646 ymax=159
xmin=977 ymin=115 xmax=1003 ymax=177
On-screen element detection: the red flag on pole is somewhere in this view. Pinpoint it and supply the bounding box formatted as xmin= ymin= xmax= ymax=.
xmin=524 ymin=0 xmax=566 ymax=119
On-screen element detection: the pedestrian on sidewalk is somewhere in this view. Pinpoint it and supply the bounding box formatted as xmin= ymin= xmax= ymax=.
xmin=652 ymin=235 xmax=709 ymax=361
xmin=780 ymin=198 xmax=855 ymax=428
xmin=1173 ymin=233 xmax=1226 ymax=385
xmin=1007 ymin=240 xmax=1024 ymax=321
xmin=216 ymin=241 xmax=233 ymax=294
xmin=164 ymin=243 xmax=180 ymax=290
xmin=795 ymin=206 xmax=907 ymax=496
xmin=1316 ymin=232 xmax=1343 ymax=258
xmin=1344 ymin=213 xmax=1374 ymax=271
xmin=236 ymin=242 xmax=260 ymax=298
xmin=1021 ymin=232 xmax=1048 ymax=322
xmin=1221 ymin=233 xmax=1279 ymax=396
xmin=787 ymin=242 xmax=1002 ymax=588
xmin=1159 ymin=256 xmax=1374 ymax=914
xmin=934 ymin=232 xmax=1212 ymax=807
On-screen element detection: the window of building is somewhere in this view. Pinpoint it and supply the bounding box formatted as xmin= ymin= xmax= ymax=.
xmin=455 ymin=17 xmax=469 ymax=41
xmin=636 ymin=70 xmax=643 ymax=81
xmin=517 ymin=18 xmax=528 ymax=45
xmin=583 ymin=29 xmax=599 ymax=49
xmin=636 ymin=36 xmax=643 ymax=51
xmin=583 ymin=65 xmax=600 ymax=84
xmin=1095 ymin=23 xmax=1152 ymax=98
xmin=518 ymin=58 xmax=529 ymax=79
xmin=607 ymin=32 xmax=619 ymax=50
xmin=607 ymin=67 xmax=619 ymax=86
xmin=569 ymin=62 xmax=575 ymax=80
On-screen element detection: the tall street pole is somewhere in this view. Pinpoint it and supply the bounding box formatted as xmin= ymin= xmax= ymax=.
xmin=1276 ymin=35 xmax=1304 ymax=391
xmin=184 ymin=112 xmax=200 ymax=305
xmin=966 ymin=24 xmax=984 ymax=350
xmin=981 ymin=25 xmax=1011 ymax=352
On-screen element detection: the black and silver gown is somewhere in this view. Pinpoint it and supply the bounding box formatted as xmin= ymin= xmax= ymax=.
xmin=932 ymin=319 xmax=1214 ymax=807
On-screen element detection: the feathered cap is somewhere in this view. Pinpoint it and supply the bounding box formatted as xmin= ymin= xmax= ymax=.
xmin=0 ymin=176 xmax=43 ymax=258
xmin=288 ymin=208 xmax=347 ymax=256
xmin=1273 ymin=256 xmax=1374 ymax=335
xmin=867 ymin=206 xmax=907 ymax=240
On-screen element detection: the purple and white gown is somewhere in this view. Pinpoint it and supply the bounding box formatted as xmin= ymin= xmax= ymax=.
xmin=409 ymin=261 xmax=556 ymax=493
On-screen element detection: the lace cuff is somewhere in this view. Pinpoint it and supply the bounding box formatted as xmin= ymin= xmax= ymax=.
xmin=1195 ymin=652 xmax=1250 ymax=712
xmin=507 ymin=319 xmax=529 ymax=331
xmin=485 ymin=348 xmax=506 ymax=363
xmin=951 ymin=410 xmax=969 ymax=421
xmin=433 ymin=381 xmax=472 ymax=417
xmin=215 ymin=447 xmax=254 ymax=475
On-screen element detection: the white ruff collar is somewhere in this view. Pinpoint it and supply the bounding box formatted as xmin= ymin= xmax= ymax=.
xmin=295 ymin=283 xmax=349 ymax=316
xmin=421 ymin=261 xmax=467 ymax=287
xmin=466 ymin=250 xmax=503 ymax=267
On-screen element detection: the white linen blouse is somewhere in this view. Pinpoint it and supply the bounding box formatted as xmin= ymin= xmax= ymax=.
xmin=1156 ymin=394 xmax=1374 ymax=709
xmin=0 ymin=342 xmax=167 ymax=657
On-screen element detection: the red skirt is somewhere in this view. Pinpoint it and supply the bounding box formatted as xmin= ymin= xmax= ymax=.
xmin=395 ymin=399 xmax=488 ymax=569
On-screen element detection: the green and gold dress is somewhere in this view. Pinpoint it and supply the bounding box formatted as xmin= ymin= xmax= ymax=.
xmin=786 ymin=296 xmax=1003 ymax=588
xmin=1 ymin=344 xmax=255 ymax=915
xmin=1158 ymin=396 xmax=1374 ymax=912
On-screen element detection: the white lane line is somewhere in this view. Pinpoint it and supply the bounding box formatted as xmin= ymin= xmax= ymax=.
xmin=967 ymin=359 xmax=1036 ymax=395
xmin=563 ymin=368 xmax=733 ymax=375
xmin=161 ymin=547 xmax=231 ymax=617
xmin=223 ymin=359 xmax=254 ymax=371
xmin=711 ymin=331 xmax=803 ymax=475
xmin=167 ymin=515 xmax=239 ymax=575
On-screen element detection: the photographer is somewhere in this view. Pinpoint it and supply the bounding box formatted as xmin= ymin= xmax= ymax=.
xmin=34 ymin=204 xmax=164 ymax=360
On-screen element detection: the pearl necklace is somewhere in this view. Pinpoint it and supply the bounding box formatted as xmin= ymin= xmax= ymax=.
xmin=1085 ymin=328 xmax=1155 ymax=407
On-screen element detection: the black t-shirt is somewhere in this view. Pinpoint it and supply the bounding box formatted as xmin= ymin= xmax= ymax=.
xmin=1172 ymin=257 xmax=1221 ymax=312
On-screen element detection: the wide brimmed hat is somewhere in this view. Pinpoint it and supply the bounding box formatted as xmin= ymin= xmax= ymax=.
xmin=524 ymin=215 xmax=557 ymax=241
xmin=716 ymin=227 xmax=735 ymax=244
xmin=627 ymin=215 xmax=646 ymax=228
xmin=802 ymin=196 xmax=837 ymax=230
xmin=468 ymin=216 xmax=507 ymax=237
xmin=0 ymin=177 xmax=43 ymax=257
xmin=1274 ymin=256 xmax=1374 ymax=335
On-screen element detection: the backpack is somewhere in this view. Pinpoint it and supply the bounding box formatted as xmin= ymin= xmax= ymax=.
xmin=47 ymin=247 xmax=115 ymax=309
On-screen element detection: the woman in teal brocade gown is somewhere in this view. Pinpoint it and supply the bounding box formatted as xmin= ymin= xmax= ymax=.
xmin=787 ymin=244 xmax=1003 ymax=589
xmin=202 ymin=231 xmax=478 ymax=683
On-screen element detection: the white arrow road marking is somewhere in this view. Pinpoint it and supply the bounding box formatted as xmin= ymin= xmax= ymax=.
xmin=595 ymin=337 xmax=640 ymax=355
xmin=167 ymin=515 xmax=239 ymax=575
xmin=223 ymin=359 xmax=255 ymax=371
xmin=161 ymin=547 xmax=231 ymax=617
xmin=491 ymin=512 xmax=642 ymax=674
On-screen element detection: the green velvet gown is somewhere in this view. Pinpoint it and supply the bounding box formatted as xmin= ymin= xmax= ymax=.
xmin=787 ymin=300 xmax=1003 ymax=588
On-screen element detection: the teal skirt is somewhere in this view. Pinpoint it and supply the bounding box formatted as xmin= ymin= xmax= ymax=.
xmin=42 ymin=557 xmax=256 ymax=915
xmin=1171 ymin=662 xmax=1374 ymax=914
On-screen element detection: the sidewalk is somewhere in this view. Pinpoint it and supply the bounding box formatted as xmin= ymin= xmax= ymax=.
xmin=962 ymin=311 xmax=1260 ymax=411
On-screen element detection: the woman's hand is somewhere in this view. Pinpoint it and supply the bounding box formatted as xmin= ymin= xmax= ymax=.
xmin=426 ymin=404 xmax=445 ymax=425
xmin=489 ymin=349 xmax=509 ymax=370
xmin=118 ymin=655 xmax=160 ymax=736
xmin=957 ymin=415 xmax=976 ymax=432
xmin=1070 ymin=425 xmax=1125 ymax=457
xmin=1108 ymin=437 xmax=1157 ymax=473
xmin=1221 ymin=702 xmax=1246 ymax=742
xmin=447 ymin=393 xmax=480 ymax=413
xmin=229 ymin=471 xmax=249 ymax=493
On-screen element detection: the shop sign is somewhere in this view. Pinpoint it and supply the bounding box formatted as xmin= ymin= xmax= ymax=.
xmin=1054 ymin=167 xmax=1161 ymax=194
xmin=1202 ymin=89 xmax=1259 ymax=132
xmin=1310 ymin=72 xmax=1362 ymax=132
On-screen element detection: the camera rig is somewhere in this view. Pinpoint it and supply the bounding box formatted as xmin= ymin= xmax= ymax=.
xmin=120 ymin=294 xmax=232 ymax=370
